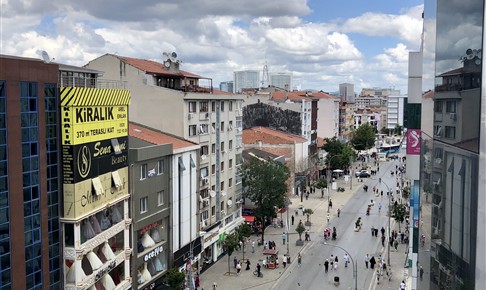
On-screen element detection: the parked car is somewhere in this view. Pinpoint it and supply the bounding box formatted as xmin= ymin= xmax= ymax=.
xmin=355 ymin=170 xmax=370 ymax=178
xmin=388 ymin=154 xmax=399 ymax=160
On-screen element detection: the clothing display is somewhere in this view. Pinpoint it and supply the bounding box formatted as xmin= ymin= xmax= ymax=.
xmin=82 ymin=219 xmax=96 ymax=241
xmin=141 ymin=232 xmax=155 ymax=248
xmin=137 ymin=270 xmax=145 ymax=284
xmin=101 ymin=274 xmax=116 ymax=290
xmin=154 ymin=256 xmax=164 ymax=272
xmin=97 ymin=211 xmax=112 ymax=230
xmin=90 ymin=215 xmax=102 ymax=234
xmin=110 ymin=206 xmax=123 ymax=224
xmin=150 ymin=227 xmax=161 ymax=243
xmin=102 ymin=242 xmax=116 ymax=260
xmin=81 ymin=255 xmax=93 ymax=275
xmin=87 ymin=251 xmax=103 ymax=270
xmin=97 ymin=245 xmax=107 ymax=263
xmin=66 ymin=262 xmax=86 ymax=283
xmin=94 ymin=281 xmax=106 ymax=290
xmin=141 ymin=262 xmax=152 ymax=281
xmin=147 ymin=259 xmax=157 ymax=276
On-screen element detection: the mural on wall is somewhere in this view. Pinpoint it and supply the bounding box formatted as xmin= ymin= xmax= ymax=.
xmin=243 ymin=102 xmax=302 ymax=136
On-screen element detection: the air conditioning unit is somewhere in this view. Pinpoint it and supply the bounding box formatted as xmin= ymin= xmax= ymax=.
xmin=188 ymin=113 xmax=194 ymax=120
xmin=221 ymin=210 xmax=226 ymax=216
xmin=450 ymin=113 xmax=456 ymax=121
xmin=203 ymin=200 xmax=210 ymax=207
xmin=203 ymin=178 xmax=209 ymax=185
xmin=200 ymin=220 xmax=207 ymax=228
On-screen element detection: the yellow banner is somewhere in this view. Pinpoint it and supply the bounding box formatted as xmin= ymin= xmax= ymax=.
xmin=63 ymin=167 xmax=128 ymax=220
xmin=61 ymin=105 xmax=128 ymax=145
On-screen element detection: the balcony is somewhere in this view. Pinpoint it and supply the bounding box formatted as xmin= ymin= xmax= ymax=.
xmin=59 ymin=76 xmax=126 ymax=89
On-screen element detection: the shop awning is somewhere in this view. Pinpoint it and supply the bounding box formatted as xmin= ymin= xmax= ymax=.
xmin=243 ymin=216 xmax=255 ymax=223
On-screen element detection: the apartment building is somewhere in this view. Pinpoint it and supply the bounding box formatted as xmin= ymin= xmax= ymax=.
xmin=85 ymin=54 xmax=245 ymax=269
xmin=233 ymin=70 xmax=260 ymax=93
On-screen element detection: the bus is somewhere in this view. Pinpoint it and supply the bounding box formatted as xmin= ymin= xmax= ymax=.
xmin=379 ymin=143 xmax=401 ymax=154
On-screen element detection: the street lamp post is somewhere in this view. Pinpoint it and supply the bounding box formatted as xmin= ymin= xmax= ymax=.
xmin=326 ymin=154 xmax=343 ymax=213
xmin=323 ymin=243 xmax=357 ymax=290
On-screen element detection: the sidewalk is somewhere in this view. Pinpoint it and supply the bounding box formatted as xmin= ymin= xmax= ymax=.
xmin=199 ymin=176 xmax=363 ymax=290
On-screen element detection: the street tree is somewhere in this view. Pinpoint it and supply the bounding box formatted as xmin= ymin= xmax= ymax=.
xmin=303 ymin=208 xmax=314 ymax=226
xmin=242 ymin=158 xmax=290 ymax=245
xmin=164 ymin=268 xmax=185 ymax=290
xmin=391 ymin=201 xmax=408 ymax=232
xmin=236 ymin=223 xmax=253 ymax=261
xmin=350 ymin=123 xmax=376 ymax=151
xmin=313 ymin=177 xmax=327 ymax=198
xmin=322 ymin=137 xmax=355 ymax=171
xmin=223 ymin=232 xmax=239 ymax=275
xmin=295 ymin=221 xmax=306 ymax=245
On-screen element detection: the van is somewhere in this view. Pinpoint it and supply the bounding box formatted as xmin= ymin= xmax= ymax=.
xmin=377 ymin=153 xmax=387 ymax=162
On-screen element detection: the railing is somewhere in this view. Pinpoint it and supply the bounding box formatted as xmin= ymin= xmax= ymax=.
xmin=59 ymin=76 xmax=126 ymax=89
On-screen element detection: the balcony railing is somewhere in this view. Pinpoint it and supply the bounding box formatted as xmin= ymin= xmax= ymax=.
xmin=59 ymin=76 xmax=126 ymax=89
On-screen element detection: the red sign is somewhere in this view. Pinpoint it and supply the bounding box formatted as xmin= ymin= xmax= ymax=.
xmin=406 ymin=129 xmax=421 ymax=155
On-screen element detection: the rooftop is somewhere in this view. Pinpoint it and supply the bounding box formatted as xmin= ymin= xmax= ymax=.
xmin=242 ymin=126 xmax=307 ymax=145
xmin=129 ymin=122 xmax=197 ymax=150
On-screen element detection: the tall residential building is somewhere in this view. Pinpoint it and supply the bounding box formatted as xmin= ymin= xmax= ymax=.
xmin=339 ymin=83 xmax=355 ymax=102
xmin=85 ymin=54 xmax=245 ymax=272
xmin=420 ymin=0 xmax=486 ymax=289
xmin=219 ymin=81 xmax=233 ymax=93
xmin=359 ymin=87 xmax=400 ymax=97
xmin=233 ymin=70 xmax=260 ymax=93
xmin=269 ymin=72 xmax=292 ymax=90
xmin=0 ymin=55 xmax=62 ymax=290
xmin=386 ymin=95 xmax=407 ymax=129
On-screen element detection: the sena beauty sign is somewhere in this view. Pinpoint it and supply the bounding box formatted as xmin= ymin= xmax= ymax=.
xmin=406 ymin=129 xmax=421 ymax=155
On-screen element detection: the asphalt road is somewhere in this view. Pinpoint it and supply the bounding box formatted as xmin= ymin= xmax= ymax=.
xmin=273 ymin=159 xmax=399 ymax=290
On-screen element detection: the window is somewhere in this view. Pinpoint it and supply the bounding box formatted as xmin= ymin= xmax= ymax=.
xmin=200 ymin=145 xmax=209 ymax=156
xmin=211 ymin=143 xmax=216 ymax=154
xmin=178 ymin=157 xmax=186 ymax=171
xmin=221 ymin=162 xmax=224 ymax=171
xmin=157 ymin=190 xmax=164 ymax=206
xmin=221 ymin=142 xmax=225 ymax=151
xmin=189 ymin=125 xmax=197 ymax=136
xmin=200 ymin=101 xmax=209 ymax=112
xmin=229 ymin=140 xmax=233 ymax=150
xmin=228 ymin=121 xmax=233 ymax=131
xmin=445 ymin=126 xmax=456 ymax=139
xmin=189 ymin=101 xmax=197 ymax=113
xmin=229 ymin=101 xmax=233 ymax=111
xmin=229 ymin=159 xmax=233 ymax=168
xmin=201 ymin=210 xmax=209 ymax=221
xmin=201 ymin=167 xmax=209 ymax=178
xmin=199 ymin=124 xmax=209 ymax=134
xmin=445 ymin=101 xmax=456 ymax=113
xmin=221 ymin=122 xmax=224 ymax=132
xmin=157 ymin=160 xmax=164 ymax=175
xmin=140 ymin=164 xmax=147 ymax=180
xmin=434 ymin=125 xmax=442 ymax=137
xmin=434 ymin=101 xmax=443 ymax=113
xmin=229 ymin=178 xmax=233 ymax=187
xmin=211 ymin=122 xmax=216 ymax=133
xmin=221 ymin=181 xmax=224 ymax=191
xmin=211 ymin=206 xmax=216 ymax=216
xmin=221 ymin=201 xmax=225 ymax=212
xmin=211 ymin=164 xmax=215 ymax=175
xmin=211 ymin=101 xmax=216 ymax=112
xmin=140 ymin=197 xmax=148 ymax=213
xmin=221 ymin=101 xmax=225 ymax=112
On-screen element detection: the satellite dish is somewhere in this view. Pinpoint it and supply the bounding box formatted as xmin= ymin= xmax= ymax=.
xmin=41 ymin=50 xmax=51 ymax=63
xmin=227 ymin=200 xmax=233 ymax=206
xmin=171 ymin=52 xmax=177 ymax=58
xmin=210 ymin=191 xmax=216 ymax=197
xmin=466 ymin=48 xmax=473 ymax=55
xmin=221 ymin=191 xmax=227 ymax=196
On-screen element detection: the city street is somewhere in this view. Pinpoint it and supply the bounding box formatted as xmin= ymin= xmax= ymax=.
xmin=272 ymin=159 xmax=400 ymax=290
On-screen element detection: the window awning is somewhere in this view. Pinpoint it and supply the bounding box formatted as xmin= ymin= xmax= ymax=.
xmin=112 ymin=170 xmax=122 ymax=188
xmin=243 ymin=216 xmax=255 ymax=223
xmin=92 ymin=177 xmax=104 ymax=196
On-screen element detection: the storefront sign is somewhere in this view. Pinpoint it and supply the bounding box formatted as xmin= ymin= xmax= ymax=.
xmin=406 ymin=129 xmax=421 ymax=155
xmin=139 ymin=222 xmax=159 ymax=235
xmin=95 ymin=260 xmax=116 ymax=281
xmin=144 ymin=246 xmax=164 ymax=262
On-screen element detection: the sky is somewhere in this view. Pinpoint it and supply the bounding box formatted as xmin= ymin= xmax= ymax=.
xmin=0 ymin=0 xmax=424 ymax=94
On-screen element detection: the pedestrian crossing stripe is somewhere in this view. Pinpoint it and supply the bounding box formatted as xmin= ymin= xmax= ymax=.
xmin=60 ymin=87 xmax=130 ymax=107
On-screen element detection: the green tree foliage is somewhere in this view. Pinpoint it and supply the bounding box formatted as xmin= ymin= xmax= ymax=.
xmin=303 ymin=208 xmax=314 ymax=224
xmin=391 ymin=201 xmax=408 ymax=232
xmin=223 ymin=233 xmax=239 ymax=274
xmin=236 ymin=223 xmax=253 ymax=260
xmin=164 ymin=268 xmax=185 ymax=290
xmin=242 ymin=158 xmax=290 ymax=246
xmin=295 ymin=221 xmax=306 ymax=241
xmin=321 ymin=137 xmax=355 ymax=170
xmin=350 ymin=123 xmax=376 ymax=151
xmin=380 ymin=127 xmax=390 ymax=135
xmin=394 ymin=124 xmax=403 ymax=135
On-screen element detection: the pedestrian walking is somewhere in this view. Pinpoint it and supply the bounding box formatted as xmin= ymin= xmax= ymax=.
xmin=364 ymin=254 xmax=370 ymax=268
xmin=298 ymin=253 xmax=302 ymax=267
xmin=212 ymin=282 xmax=218 ymax=289
xmin=419 ymin=266 xmax=424 ymax=280
xmin=381 ymin=235 xmax=386 ymax=247
xmin=370 ymin=256 xmax=376 ymax=269
xmin=282 ymin=232 xmax=286 ymax=245
xmin=329 ymin=199 xmax=333 ymax=209
xmin=337 ymin=208 xmax=341 ymax=217
xmin=236 ymin=261 xmax=241 ymax=275
xmin=282 ymin=255 xmax=287 ymax=268
xmin=245 ymin=259 xmax=251 ymax=270
xmin=381 ymin=227 xmax=385 ymax=236
xmin=344 ymin=253 xmax=349 ymax=268
xmin=334 ymin=255 xmax=339 ymax=270
xmin=324 ymin=259 xmax=329 ymax=273
xmin=195 ymin=274 xmax=200 ymax=289
xmin=327 ymin=213 xmax=330 ymax=224
xmin=233 ymin=256 xmax=238 ymax=268
xmin=330 ymin=255 xmax=334 ymax=270
xmin=400 ymin=280 xmax=406 ymax=290
xmin=295 ymin=209 xmax=298 ymax=216
xmin=252 ymin=240 xmax=255 ymax=253
xmin=291 ymin=215 xmax=295 ymax=225
xmin=371 ymin=226 xmax=375 ymax=237
xmin=376 ymin=268 xmax=381 ymax=284
xmin=394 ymin=239 xmax=399 ymax=251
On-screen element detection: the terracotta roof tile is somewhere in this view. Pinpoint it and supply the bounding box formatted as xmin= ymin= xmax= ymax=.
xmin=212 ymin=89 xmax=233 ymax=95
xmin=271 ymin=91 xmax=310 ymax=102
xmin=423 ymin=90 xmax=434 ymax=99
xmin=242 ymin=126 xmax=307 ymax=145
xmin=129 ymin=122 xmax=196 ymax=150
xmin=119 ymin=56 xmax=202 ymax=78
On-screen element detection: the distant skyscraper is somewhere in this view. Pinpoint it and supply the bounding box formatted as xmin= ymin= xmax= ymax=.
xmin=219 ymin=81 xmax=233 ymax=93
xmin=269 ymin=73 xmax=292 ymax=90
xmin=339 ymin=83 xmax=355 ymax=102
xmin=233 ymin=70 xmax=260 ymax=93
